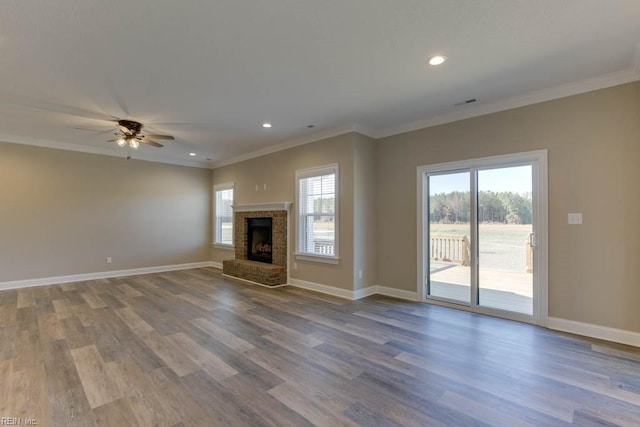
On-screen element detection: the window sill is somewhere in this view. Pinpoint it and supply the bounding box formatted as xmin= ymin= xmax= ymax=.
xmin=213 ymin=243 xmax=235 ymax=250
xmin=295 ymin=253 xmax=340 ymax=265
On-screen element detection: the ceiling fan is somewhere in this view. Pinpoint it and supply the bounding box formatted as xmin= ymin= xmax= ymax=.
xmin=5 ymin=94 xmax=184 ymax=153
xmin=106 ymin=119 xmax=175 ymax=149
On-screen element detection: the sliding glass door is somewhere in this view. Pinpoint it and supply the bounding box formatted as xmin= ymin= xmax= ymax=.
xmin=420 ymin=151 xmax=547 ymax=323
xmin=427 ymin=171 xmax=471 ymax=305
xmin=477 ymin=166 xmax=533 ymax=315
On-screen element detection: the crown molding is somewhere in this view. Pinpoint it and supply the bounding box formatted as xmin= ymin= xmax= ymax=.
xmin=0 ymin=132 xmax=119 ymax=158
xmin=209 ymin=123 xmax=365 ymax=169
xmin=374 ymin=67 xmax=640 ymax=139
xmin=351 ymin=124 xmax=377 ymax=139
xmin=211 ymin=65 xmax=640 ymax=164
xmin=4 ymin=61 xmax=639 ymax=169
xmin=0 ymin=133 xmax=210 ymax=169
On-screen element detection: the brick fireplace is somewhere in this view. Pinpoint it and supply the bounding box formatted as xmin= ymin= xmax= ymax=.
xmin=222 ymin=202 xmax=291 ymax=287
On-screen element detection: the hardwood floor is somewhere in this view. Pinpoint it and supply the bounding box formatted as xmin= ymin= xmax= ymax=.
xmin=1 ymin=268 xmax=639 ymax=426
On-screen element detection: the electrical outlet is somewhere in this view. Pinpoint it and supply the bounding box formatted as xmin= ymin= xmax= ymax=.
xmin=106 ymin=256 xmax=112 ymax=264
xmin=568 ymin=213 xmax=582 ymax=225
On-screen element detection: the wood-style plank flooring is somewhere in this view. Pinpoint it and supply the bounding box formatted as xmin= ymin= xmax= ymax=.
xmin=1 ymin=268 xmax=639 ymax=426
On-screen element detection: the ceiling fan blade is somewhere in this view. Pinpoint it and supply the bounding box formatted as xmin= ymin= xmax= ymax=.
xmin=32 ymin=102 xmax=118 ymax=122
xmin=75 ymin=127 xmax=115 ymax=134
xmin=106 ymin=78 xmax=130 ymax=116
xmin=142 ymin=139 xmax=164 ymax=148
xmin=0 ymin=91 xmax=119 ymax=122
xmin=148 ymin=122 xmax=199 ymax=126
xmin=144 ymin=134 xmax=174 ymax=140
xmin=107 ymin=138 xmax=119 ymax=142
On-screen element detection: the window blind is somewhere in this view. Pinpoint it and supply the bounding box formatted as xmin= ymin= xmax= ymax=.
xmin=298 ymin=171 xmax=336 ymax=256
xmin=215 ymin=185 xmax=234 ymax=245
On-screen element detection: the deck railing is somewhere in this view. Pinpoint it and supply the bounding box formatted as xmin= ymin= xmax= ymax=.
xmin=430 ymin=234 xmax=533 ymax=272
xmin=430 ymin=235 xmax=470 ymax=266
xmin=313 ymin=240 xmax=335 ymax=256
xmin=525 ymin=233 xmax=533 ymax=273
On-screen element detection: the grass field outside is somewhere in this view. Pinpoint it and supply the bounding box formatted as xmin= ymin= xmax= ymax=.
xmin=430 ymin=223 xmax=532 ymax=271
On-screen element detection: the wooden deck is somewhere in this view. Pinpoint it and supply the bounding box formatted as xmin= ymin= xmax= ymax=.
xmin=430 ymin=262 xmax=533 ymax=314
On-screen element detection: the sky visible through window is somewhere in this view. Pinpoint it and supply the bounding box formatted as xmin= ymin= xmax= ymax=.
xmin=430 ymin=165 xmax=531 ymax=195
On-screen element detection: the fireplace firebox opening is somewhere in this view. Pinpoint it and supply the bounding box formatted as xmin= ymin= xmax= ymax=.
xmin=247 ymin=217 xmax=273 ymax=264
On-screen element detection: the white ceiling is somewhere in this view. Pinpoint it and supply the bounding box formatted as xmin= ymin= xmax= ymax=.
xmin=1 ymin=0 xmax=639 ymax=168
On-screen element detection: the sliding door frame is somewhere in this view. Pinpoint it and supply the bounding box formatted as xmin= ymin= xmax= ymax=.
xmin=417 ymin=150 xmax=548 ymax=325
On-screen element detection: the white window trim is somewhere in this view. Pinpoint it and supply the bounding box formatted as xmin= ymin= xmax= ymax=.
xmin=295 ymin=253 xmax=340 ymax=264
xmin=295 ymin=163 xmax=340 ymax=262
xmin=213 ymin=182 xmax=234 ymax=249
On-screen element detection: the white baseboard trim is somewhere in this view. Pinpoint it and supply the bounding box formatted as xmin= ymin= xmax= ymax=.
xmin=6 ymin=265 xmax=637 ymax=348
xmin=0 ymin=261 xmax=215 ymax=291
xmin=288 ymin=280 xmax=419 ymax=302
xmin=288 ymin=278 xmax=355 ymax=299
xmin=374 ymin=286 xmax=420 ymax=301
xmin=353 ymin=286 xmax=378 ymax=300
xmin=221 ymin=273 xmax=288 ymax=289
xmin=548 ymin=317 xmax=640 ymax=348
xmin=1 ymin=263 xmax=419 ymax=303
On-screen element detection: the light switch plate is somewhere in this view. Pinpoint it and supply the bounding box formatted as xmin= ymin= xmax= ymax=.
xmin=568 ymin=213 xmax=582 ymax=224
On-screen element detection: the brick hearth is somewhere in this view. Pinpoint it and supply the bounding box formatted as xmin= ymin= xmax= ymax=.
xmin=222 ymin=204 xmax=290 ymax=286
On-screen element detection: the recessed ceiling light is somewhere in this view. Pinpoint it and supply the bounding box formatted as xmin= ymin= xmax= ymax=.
xmin=262 ymin=123 xmax=272 ymax=128
xmin=189 ymin=153 xmax=196 ymax=156
xmin=428 ymin=55 xmax=447 ymax=66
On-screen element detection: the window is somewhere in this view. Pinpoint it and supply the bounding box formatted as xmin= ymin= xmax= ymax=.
xmin=296 ymin=164 xmax=339 ymax=262
xmin=214 ymin=183 xmax=234 ymax=247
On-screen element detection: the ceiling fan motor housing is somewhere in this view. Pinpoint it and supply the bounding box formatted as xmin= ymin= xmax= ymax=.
xmin=105 ymin=119 xmax=171 ymax=149
xmin=118 ymin=119 xmax=143 ymax=136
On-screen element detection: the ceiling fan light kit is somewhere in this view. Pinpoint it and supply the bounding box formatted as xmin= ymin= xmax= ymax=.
xmin=115 ymin=136 xmax=141 ymax=149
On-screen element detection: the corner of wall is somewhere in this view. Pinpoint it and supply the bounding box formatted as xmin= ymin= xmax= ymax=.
xmin=352 ymin=132 xmax=378 ymax=290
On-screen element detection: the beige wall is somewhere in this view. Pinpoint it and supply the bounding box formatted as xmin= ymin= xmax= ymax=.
xmin=0 ymin=142 xmax=212 ymax=282
xmin=376 ymin=82 xmax=640 ymax=332
xmin=353 ymin=133 xmax=377 ymax=290
xmin=5 ymin=81 xmax=634 ymax=334
xmin=211 ymin=82 xmax=640 ymax=332
xmin=211 ymin=133 xmax=358 ymax=290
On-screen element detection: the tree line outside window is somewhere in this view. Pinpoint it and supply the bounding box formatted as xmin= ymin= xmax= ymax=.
xmin=429 ymin=191 xmax=532 ymax=224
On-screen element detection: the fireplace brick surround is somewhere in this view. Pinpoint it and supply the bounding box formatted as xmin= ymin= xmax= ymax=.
xmin=222 ymin=203 xmax=290 ymax=286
